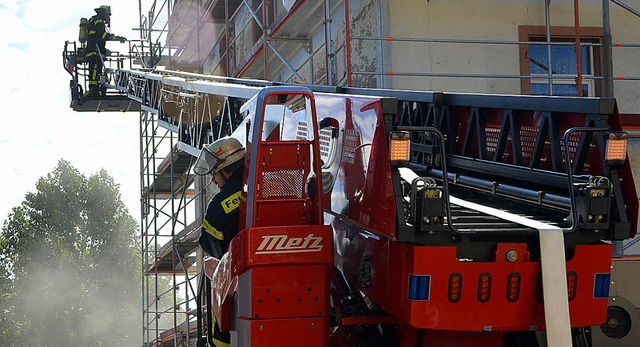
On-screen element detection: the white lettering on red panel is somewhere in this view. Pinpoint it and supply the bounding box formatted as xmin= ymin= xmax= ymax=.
xmin=256 ymin=234 xmax=324 ymax=254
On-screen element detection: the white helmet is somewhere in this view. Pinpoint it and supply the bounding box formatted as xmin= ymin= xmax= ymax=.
xmin=194 ymin=137 xmax=245 ymax=175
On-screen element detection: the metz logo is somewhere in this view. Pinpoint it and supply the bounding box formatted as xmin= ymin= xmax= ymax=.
xmin=256 ymin=234 xmax=324 ymax=255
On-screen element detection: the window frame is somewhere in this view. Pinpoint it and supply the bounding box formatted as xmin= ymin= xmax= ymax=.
xmin=519 ymin=25 xmax=603 ymax=97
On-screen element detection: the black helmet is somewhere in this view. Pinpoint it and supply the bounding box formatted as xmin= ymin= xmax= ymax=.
xmin=95 ymin=5 xmax=111 ymax=16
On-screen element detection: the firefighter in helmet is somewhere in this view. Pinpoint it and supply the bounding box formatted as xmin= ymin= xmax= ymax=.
xmin=194 ymin=136 xmax=246 ymax=347
xmin=85 ymin=5 xmax=126 ymax=97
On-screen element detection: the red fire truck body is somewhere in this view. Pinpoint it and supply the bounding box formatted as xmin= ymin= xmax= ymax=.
xmin=208 ymin=85 xmax=637 ymax=347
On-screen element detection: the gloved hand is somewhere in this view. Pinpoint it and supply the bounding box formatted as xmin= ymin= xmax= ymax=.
xmin=203 ymin=256 xmax=219 ymax=280
xmin=109 ymin=35 xmax=127 ymax=43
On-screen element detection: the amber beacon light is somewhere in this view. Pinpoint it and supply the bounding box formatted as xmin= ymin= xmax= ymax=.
xmin=390 ymin=131 xmax=411 ymax=166
xmin=605 ymin=132 xmax=628 ymax=166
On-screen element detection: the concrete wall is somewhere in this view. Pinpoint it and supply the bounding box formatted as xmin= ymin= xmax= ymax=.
xmin=608 ymin=1 xmax=640 ymax=115
xmin=383 ymin=0 xmax=640 ymax=114
xmin=323 ymin=0 xmax=381 ymax=87
xmin=273 ymin=0 xmax=381 ymax=86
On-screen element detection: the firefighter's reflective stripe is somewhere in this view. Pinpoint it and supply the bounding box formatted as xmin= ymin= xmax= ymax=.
xmin=89 ymin=65 xmax=99 ymax=85
xmin=85 ymin=51 xmax=105 ymax=59
xmin=89 ymin=19 xmax=102 ymax=36
xmin=201 ymin=177 xmax=242 ymax=257
xmin=212 ymin=336 xmax=230 ymax=346
xmin=203 ymin=220 xmax=224 ymax=240
xmin=220 ymin=191 xmax=242 ymax=214
xmin=87 ymin=18 xmax=108 ymax=41
xmin=210 ymin=314 xmax=230 ymax=347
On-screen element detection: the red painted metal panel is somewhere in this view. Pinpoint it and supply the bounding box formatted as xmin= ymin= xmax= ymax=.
xmin=337 ymin=223 xmax=613 ymax=333
xmin=237 ymin=264 xmax=331 ymax=320
xmin=214 ymin=225 xmax=333 ymax=334
xmin=231 ymin=225 xmax=334 ymax=272
xmin=376 ymin=243 xmax=613 ymax=331
xmin=236 ymin=316 xmax=329 ymax=347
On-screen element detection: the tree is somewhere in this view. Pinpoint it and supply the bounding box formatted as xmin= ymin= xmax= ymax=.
xmin=0 ymin=160 xmax=141 ymax=346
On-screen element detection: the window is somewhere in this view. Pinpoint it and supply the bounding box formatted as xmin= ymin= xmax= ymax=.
xmin=529 ymin=44 xmax=593 ymax=96
xmin=519 ymin=26 xmax=602 ymax=97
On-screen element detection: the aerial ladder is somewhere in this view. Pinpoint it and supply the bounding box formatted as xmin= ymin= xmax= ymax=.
xmin=63 ymin=44 xmax=638 ymax=347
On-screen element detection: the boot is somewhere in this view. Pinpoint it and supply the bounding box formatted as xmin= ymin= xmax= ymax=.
xmin=84 ymin=86 xmax=100 ymax=97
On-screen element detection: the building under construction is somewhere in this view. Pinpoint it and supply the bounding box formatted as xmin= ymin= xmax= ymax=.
xmin=63 ymin=1 xmax=640 ymax=346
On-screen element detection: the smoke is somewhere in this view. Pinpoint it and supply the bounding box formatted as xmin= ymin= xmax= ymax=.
xmin=14 ymin=239 xmax=141 ymax=346
xmin=168 ymin=0 xmax=224 ymax=73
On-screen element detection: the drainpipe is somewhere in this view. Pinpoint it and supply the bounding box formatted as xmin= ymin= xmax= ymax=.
xmin=602 ymin=0 xmax=614 ymax=97
xmin=168 ymin=0 xmax=173 ymax=69
xmin=375 ymin=0 xmax=384 ymax=88
xmin=324 ymin=0 xmax=333 ymax=85
xmin=345 ymin=0 xmax=352 ymax=86
xmin=574 ymin=0 xmax=583 ymax=96
xmin=226 ymin=0 xmax=230 ymax=76
xmin=545 ymin=0 xmax=554 ymax=95
xmin=263 ymin=0 xmax=268 ymax=80
xmin=197 ymin=0 xmax=202 ymax=73
xmin=603 ymin=1 xmax=621 ymax=255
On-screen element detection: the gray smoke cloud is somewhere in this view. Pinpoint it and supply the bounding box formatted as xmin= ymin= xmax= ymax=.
xmin=12 ymin=238 xmax=141 ymax=346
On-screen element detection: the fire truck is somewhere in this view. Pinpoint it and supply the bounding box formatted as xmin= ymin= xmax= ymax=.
xmin=63 ymin=44 xmax=638 ymax=347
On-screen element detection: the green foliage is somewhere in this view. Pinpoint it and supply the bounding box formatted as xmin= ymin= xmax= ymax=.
xmin=0 ymin=160 xmax=141 ymax=346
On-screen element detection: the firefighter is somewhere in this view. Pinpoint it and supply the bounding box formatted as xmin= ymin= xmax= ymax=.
xmin=194 ymin=136 xmax=246 ymax=347
xmin=85 ymin=5 xmax=126 ymax=97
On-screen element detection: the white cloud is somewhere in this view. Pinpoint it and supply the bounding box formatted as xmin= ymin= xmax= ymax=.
xmin=0 ymin=0 xmax=143 ymax=224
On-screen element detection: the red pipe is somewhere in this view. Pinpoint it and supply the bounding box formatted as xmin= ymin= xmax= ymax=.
xmin=225 ymin=0 xmax=230 ymax=76
xmin=263 ymin=0 xmax=268 ymax=80
xmin=574 ymin=0 xmax=583 ymax=96
xmin=345 ymin=0 xmax=352 ymax=86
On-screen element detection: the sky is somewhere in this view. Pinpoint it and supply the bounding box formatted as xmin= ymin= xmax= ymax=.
xmin=0 ymin=0 xmax=144 ymax=225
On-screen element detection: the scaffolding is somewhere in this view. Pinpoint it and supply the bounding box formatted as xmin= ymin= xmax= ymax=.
xmin=129 ymin=66 xmax=262 ymax=345
xmin=130 ymin=1 xmax=640 ymax=346
xmin=136 ymin=1 xmax=640 ymax=91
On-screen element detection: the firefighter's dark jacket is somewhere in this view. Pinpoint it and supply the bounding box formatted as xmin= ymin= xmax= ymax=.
xmin=199 ymin=173 xmax=243 ymax=259
xmin=86 ymin=14 xmax=111 ymax=56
